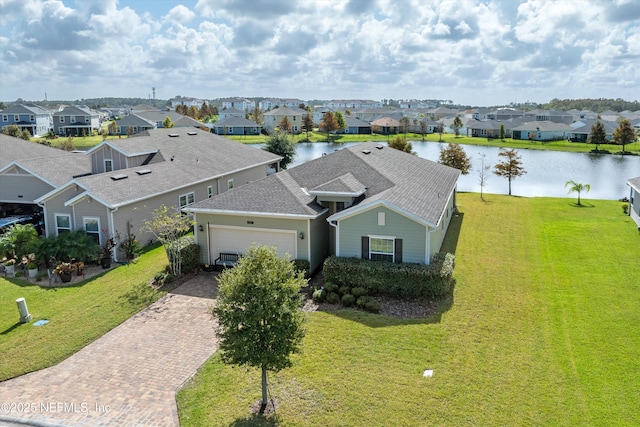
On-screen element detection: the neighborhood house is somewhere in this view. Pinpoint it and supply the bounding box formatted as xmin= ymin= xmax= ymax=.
xmin=188 ymin=142 xmax=460 ymax=273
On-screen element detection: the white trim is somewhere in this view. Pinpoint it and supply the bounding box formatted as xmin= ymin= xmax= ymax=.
xmin=208 ymin=224 xmax=298 ymax=259
xmin=227 ymin=178 xmax=234 ymax=190
xmin=179 ymin=191 xmax=195 ymax=209
xmin=82 ymin=216 xmax=101 ymax=245
xmin=207 ymin=185 xmax=213 ymax=198
xmin=186 ymin=208 xmax=324 ymax=220
xmin=368 ymin=235 xmax=395 ymax=262
xmin=327 ymin=200 xmax=437 ymax=228
xmin=54 ymin=213 xmax=71 ymax=235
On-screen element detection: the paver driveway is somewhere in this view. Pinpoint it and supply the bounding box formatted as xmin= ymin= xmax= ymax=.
xmin=0 ymin=273 xmax=219 ymax=427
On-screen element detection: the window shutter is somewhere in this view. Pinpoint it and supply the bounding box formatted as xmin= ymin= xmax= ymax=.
xmin=394 ymin=239 xmax=403 ymax=263
xmin=361 ymin=236 xmax=369 ymax=260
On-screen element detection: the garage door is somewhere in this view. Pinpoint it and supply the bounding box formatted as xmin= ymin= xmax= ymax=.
xmin=209 ymin=225 xmax=297 ymax=261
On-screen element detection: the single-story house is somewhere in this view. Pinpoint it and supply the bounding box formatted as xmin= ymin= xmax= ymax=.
xmin=569 ymin=119 xmax=617 ymax=142
xmin=114 ymin=114 xmax=157 ymax=135
xmin=627 ymin=176 xmax=640 ymax=228
xmin=212 ymin=116 xmax=261 ymax=135
xmin=511 ymin=121 xmax=573 ymax=141
xmin=187 ymin=142 xmax=460 ymax=273
xmin=370 ymin=117 xmax=400 ymax=134
xmin=341 ymin=116 xmax=371 ymax=134
xmin=34 ymin=128 xmax=282 ymax=260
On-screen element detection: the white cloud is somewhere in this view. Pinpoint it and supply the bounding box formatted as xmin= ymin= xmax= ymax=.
xmin=0 ymin=0 xmax=637 ymax=105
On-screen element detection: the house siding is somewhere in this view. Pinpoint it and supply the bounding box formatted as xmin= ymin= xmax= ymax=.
xmin=0 ymin=174 xmax=54 ymax=204
xmin=428 ymin=190 xmax=456 ymax=258
xmin=630 ymin=186 xmax=640 ymax=227
xmin=90 ymin=147 xmax=129 ymax=173
xmin=193 ymin=213 xmax=310 ymax=265
xmin=41 ymin=187 xmax=79 ymax=236
xmin=337 ymin=206 xmax=428 ymax=264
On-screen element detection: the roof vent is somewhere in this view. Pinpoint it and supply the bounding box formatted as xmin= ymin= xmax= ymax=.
xmin=110 ymin=174 xmax=128 ymax=181
xmin=362 ymin=150 xmax=371 ymax=155
xmin=376 ymin=145 xmax=384 ymax=150
xmin=168 ymin=133 xmax=179 ymax=138
xmin=187 ymin=131 xmax=197 ymax=136
xmin=136 ymin=169 xmax=152 ymax=176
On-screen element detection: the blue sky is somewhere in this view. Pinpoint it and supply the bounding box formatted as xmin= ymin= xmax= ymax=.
xmin=0 ymin=0 xmax=638 ymax=106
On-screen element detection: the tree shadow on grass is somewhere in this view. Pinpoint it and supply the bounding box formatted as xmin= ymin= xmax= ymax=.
xmin=228 ymin=413 xmax=281 ymax=427
xmin=568 ymin=202 xmax=595 ymax=208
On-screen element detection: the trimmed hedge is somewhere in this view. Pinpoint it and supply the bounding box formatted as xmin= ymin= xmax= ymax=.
xmin=323 ymin=253 xmax=455 ymax=300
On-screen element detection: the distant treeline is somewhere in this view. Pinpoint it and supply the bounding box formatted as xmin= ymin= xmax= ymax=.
xmin=543 ymin=98 xmax=640 ymax=113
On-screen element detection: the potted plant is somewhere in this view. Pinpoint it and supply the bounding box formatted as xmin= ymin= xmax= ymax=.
xmin=27 ymin=261 xmax=38 ymax=278
xmin=3 ymin=258 xmax=16 ymax=275
xmin=100 ymin=237 xmax=116 ymax=269
xmin=75 ymin=261 xmax=84 ymax=276
xmin=53 ymin=262 xmax=76 ymax=283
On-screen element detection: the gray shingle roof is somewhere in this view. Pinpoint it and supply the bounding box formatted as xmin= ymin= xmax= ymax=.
xmin=0 ymin=134 xmax=91 ymax=186
xmin=310 ymin=173 xmax=366 ymax=195
xmin=189 ymin=141 xmax=460 ymax=226
xmin=628 ymin=176 xmax=640 ymax=192
xmin=65 ymin=128 xmax=281 ymax=207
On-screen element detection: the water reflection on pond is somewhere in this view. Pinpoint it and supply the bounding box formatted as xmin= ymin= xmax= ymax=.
xmin=272 ymin=141 xmax=640 ymax=200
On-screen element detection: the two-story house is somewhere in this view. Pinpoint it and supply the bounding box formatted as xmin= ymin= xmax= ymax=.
xmin=0 ymin=104 xmax=53 ymax=137
xmin=53 ymin=106 xmax=100 ymax=136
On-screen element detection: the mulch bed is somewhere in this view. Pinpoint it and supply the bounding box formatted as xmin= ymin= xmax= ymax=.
xmin=302 ymin=272 xmax=448 ymax=319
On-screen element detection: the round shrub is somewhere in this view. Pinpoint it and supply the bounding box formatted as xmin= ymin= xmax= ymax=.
xmin=356 ymin=295 xmax=373 ymax=307
xmin=364 ymin=300 xmax=381 ymax=313
xmin=323 ymin=282 xmax=338 ymax=293
xmin=341 ymin=294 xmax=356 ymax=307
xmin=338 ymin=285 xmax=351 ymax=296
xmin=312 ymin=288 xmax=326 ymax=303
xmin=352 ymin=287 xmax=368 ymax=298
xmin=326 ymin=292 xmax=340 ymax=304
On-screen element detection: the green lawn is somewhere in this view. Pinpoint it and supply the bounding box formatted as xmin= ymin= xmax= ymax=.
xmin=177 ymin=194 xmax=640 ymax=426
xmin=0 ymin=244 xmax=168 ymax=381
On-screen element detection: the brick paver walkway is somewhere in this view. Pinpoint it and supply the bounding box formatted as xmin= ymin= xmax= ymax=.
xmin=0 ymin=273 xmax=219 ymax=426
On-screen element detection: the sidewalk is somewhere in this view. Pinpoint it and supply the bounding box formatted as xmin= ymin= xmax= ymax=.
xmin=0 ymin=273 xmax=219 ymax=427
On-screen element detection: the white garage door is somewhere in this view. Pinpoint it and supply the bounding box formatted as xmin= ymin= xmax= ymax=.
xmin=209 ymin=225 xmax=297 ymax=261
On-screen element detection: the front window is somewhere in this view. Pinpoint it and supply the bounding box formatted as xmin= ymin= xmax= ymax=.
xmin=370 ymin=237 xmax=394 ymax=262
xmin=55 ymin=214 xmax=71 ymax=235
xmin=207 ymin=185 xmax=213 ymax=198
xmin=83 ymin=217 xmax=100 ymax=244
xmin=104 ymin=159 xmax=113 ymax=172
xmin=30 ymin=115 xmax=34 ymax=121
xmin=85 ymin=116 xmax=90 ymax=123
xmin=60 ymin=117 xmax=65 ymax=123
xmin=227 ymin=179 xmax=234 ymax=190
xmin=2 ymin=115 xmax=7 ymax=122
xmin=14 ymin=115 xmax=19 ymax=121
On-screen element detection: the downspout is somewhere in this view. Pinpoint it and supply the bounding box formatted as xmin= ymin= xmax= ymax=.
xmin=37 ymin=201 xmax=49 ymax=237
xmin=328 ymin=220 xmax=338 ymax=257
xmin=206 ymin=221 xmax=211 ymax=265
xmin=426 ymin=226 xmax=434 ymax=265
xmin=71 ymin=204 xmax=77 ymax=231
xmin=108 ymin=206 xmax=118 ymax=262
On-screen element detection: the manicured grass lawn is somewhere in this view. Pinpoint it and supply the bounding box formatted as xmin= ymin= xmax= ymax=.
xmin=32 ymin=134 xmax=126 ymax=150
xmin=422 ymin=133 xmax=640 ymax=154
xmin=0 ymin=244 xmax=168 ymax=381
xmin=177 ymin=194 xmax=640 ymax=426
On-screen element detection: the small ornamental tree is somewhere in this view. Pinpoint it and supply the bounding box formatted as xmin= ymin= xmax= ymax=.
xmin=451 ymin=116 xmax=463 ymax=137
xmin=494 ymin=148 xmax=526 ymax=196
xmin=477 ymin=153 xmax=490 ymax=201
xmin=439 ymin=142 xmax=471 ymax=174
xmin=162 ymin=116 xmax=175 ymax=128
xmin=587 ymin=120 xmax=607 ymax=151
xmin=278 ymin=116 xmax=293 ymax=133
xmin=319 ymin=111 xmax=339 ymax=142
xmin=141 ymin=205 xmax=193 ymax=275
xmin=388 ymin=135 xmax=414 ymax=154
xmin=264 ymin=129 xmax=296 ymax=169
xmin=612 ymin=118 xmax=635 ymax=153
xmin=335 ymin=111 xmax=347 ymax=134
xmin=499 ymin=123 xmax=505 ymax=141
xmin=212 ymin=245 xmax=307 ymax=413
xmin=302 ymin=112 xmax=314 ymax=141
xmin=565 ymin=180 xmax=591 ymax=206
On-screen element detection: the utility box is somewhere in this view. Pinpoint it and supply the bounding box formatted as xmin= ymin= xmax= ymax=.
xmin=16 ymin=298 xmax=32 ymax=323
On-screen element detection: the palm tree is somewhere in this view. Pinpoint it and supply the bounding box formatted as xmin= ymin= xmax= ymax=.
xmin=565 ymin=180 xmax=591 ymax=206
